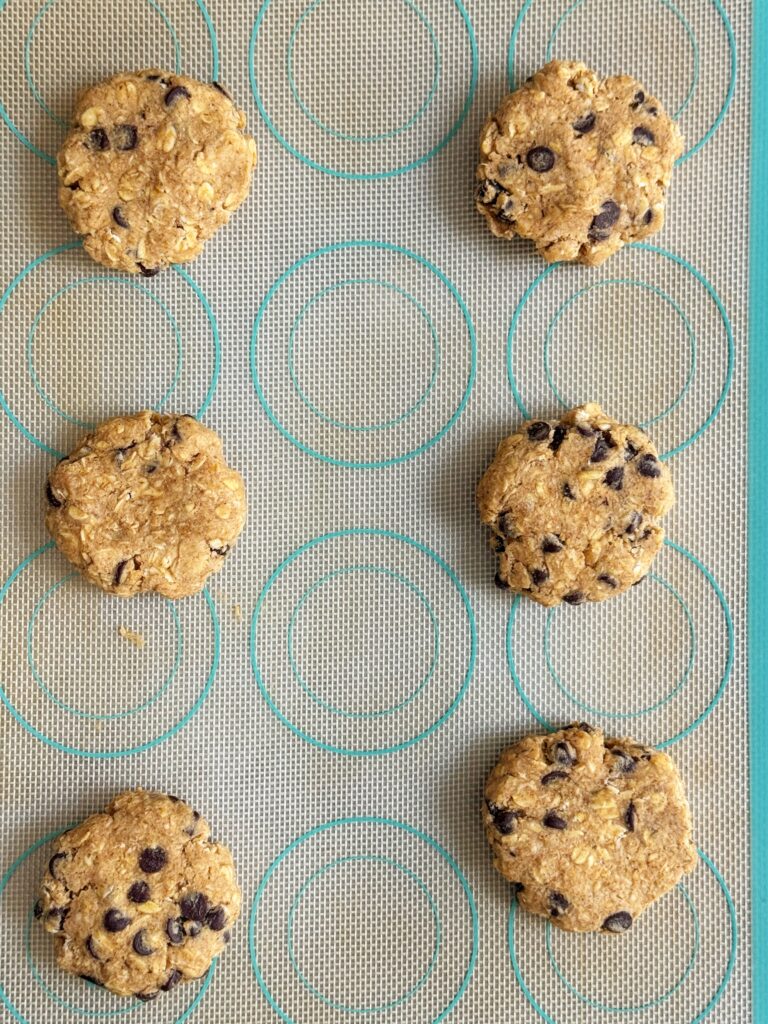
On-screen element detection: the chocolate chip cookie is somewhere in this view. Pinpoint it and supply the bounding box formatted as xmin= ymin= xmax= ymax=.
xmin=58 ymin=70 xmax=257 ymax=274
xmin=37 ymin=789 xmax=240 ymax=999
xmin=484 ymin=724 xmax=697 ymax=932
xmin=476 ymin=60 xmax=683 ymax=265
xmin=477 ymin=403 xmax=674 ymax=606
xmin=46 ymin=411 xmax=246 ymax=599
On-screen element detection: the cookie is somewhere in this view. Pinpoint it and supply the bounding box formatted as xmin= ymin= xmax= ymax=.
xmin=476 ymin=60 xmax=683 ymax=265
xmin=476 ymin=403 xmax=674 ymax=606
xmin=37 ymin=789 xmax=240 ymax=999
xmin=46 ymin=411 xmax=246 ymax=599
xmin=483 ymin=724 xmax=697 ymax=932
xmin=58 ymin=70 xmax=257 ymax=274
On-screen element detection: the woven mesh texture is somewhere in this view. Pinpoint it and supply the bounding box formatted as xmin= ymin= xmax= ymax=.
xmin=0 ymin=0 xmax=750 ymax=1021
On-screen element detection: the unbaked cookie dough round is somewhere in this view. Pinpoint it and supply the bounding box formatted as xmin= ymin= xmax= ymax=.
xmin=476 ymin=403 xmax=674 ymax=606
xmin=483 ymin=724 xmax=697 ymax=932
xmin=476 ymin=60 xmax=683 ymax=265
xmin=45 ymin=411 xmax=246 ymax=599
xmin=37 ymin=789 xmax=240 ymax=999
xmin=58 ymin=70 xmax=257 ymax=274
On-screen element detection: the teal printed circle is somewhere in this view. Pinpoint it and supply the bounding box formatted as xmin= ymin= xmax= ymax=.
xmin=249 ymin=0 xmax=478 ymax=180
xmin=0 ymin=827 xmax=215 ymax=1022
xmin=287 ymin=565 xmax=440 ymax=718
xmin=286 ymin=0 xmax=440 ymax=143
xmin=543 ymin=573 xmax=697 ymax=719
xmin=506 ymin=539 xmax=734 ymax=749
xmin=285 ymin=854 xmax=441 ymax=1012
xmin=27 ymin=572 xmax=183 ymax=720
xmin=507 ymin=0 xmax=736 ymax=165
xmin=249 ymin=817 xmax=478 ymax=1023
xmin=0 ymin=542 xmax=220 ymax=759
xmin=250 ymin=528 xmax=476 ymax=756
xmin=508 ymin=850 xmax=737 ymax=1023
xmin=287 ymin=278 xmax=441 ymax=432
xmin=542 ymin=279 xmax=697 ymax=432
xmin=0 ymin=0 xmax=219 ymax=164
xmin=0 ymin=242 xmax=221 ymax=459
xmin=251 ymin=241 xmax=476 ymax=469
xmin=26 ymin=276 xmax=183 ymax=430
xmin=506 ymin=244 xmax=734 ymax=461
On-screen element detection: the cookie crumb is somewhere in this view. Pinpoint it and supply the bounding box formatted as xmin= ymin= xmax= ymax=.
xmin=118 ymin=625 xmax=145 ymax=648
xmin=232 ymin=604 xmax=243 ymax=622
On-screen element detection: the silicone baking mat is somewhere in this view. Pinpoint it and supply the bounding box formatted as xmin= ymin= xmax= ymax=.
xmin=0 ymin=0 xmax=753 ymax=1021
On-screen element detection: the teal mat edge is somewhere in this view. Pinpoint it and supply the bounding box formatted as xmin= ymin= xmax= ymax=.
xmin=750 ymin=0 xmax=766 ymax=1019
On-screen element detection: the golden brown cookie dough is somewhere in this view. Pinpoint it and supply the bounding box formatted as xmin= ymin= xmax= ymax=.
xmin=46 ymin=411 xmax=246 ymax=599
xmin=37 ymin=789 xmax=240 ymax=999
xmin=477 ymin=403 xmax=674 ymax=606
xmin=476 ymin=60 xmax=683 ymax=265
xmin=58 ymin=70 xmax=257 ymax=274
xmin=483 ymin=724 xmax=697 ymax=933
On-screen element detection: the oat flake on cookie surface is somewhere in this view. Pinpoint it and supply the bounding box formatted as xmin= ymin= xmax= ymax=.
xmin=476 ymin=60 xmax=683 ymax=265
xmin=58 ymin=70 xmax=257 ymax=274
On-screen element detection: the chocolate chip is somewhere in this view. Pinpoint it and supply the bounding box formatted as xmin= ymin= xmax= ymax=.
xmin=588 ymin=200 xmax=621 ymax=242
xmin=577 ymin=722 xmax=594 ymax=733
xmin=48 ymin=852 xmax=66 ymax=879
xmin=610 ymin=748 xmax=636 ymax=773
xmin=128 ymin=881 xmax=150 ymax=903
xmin=185 ymin=920 xmax=203 ymax=937
xmin=549 ymin=891 xmax=570 ymax=914
xmin=184 ymin=809 xmax=201 ymax=836
xmin=530 ymin=567 xmax=549 ymax=587
xmin=103 ymin=908 xmax=131 ymax=932
xmin=494 ymin=572 xmax=510 ymax=590
xmin=637 ymin=453 xmax=661 ymax=478
xmin=113 ymin=124 xmax=138 ymax=151
xmin=180 ymin=892 xmax=209 ymax=922
xmin=112 ymin=205 xmax=130 ymax=228
xmin=603 ymin=911 xmax=633 ymax=932
xmin=85 ymin=935 xmax=100 ymax=960
xmin=573 ymin=112 xmax=596 ymax=135
xmin=625 ymin=801 xmax=637 ymax=831
xmin=624 ymin=440 xmax=639 ymax=461
xmin=135 ymin=991 xmax=159 ymax=1002
xmin=47 ymin=907 xmax=68 ymax=930
xmin=603 ymin=430 xmax=617 ymax=448
xmin=576 ymin=425 xmax=595 ymax=437
xmin=604 ymin=466 xmax=624 ymax=490
xmin=526 ymin=146 xmax=555 ymax=172
xmin=144 ymin=74 xmax=164 ymax=82
xmin=542 ymin=534 xmax=563 ymax=554
xmin=132 ymin=929 xmax=154 ymax=956
xmin=475 ymin=179 xmax=500 ymax=205
xmin=138 ymin=846 xmax=167 ymax=873
xmin=46 ymin=481 xmax=62 ymax=507
xmin=161 ymin=969 xmax=182 ymax=992
xmin=491 ymin=809 xmax=520 ymax=835
xmin=496 ymin=195 xmax=515 ymax=222
xmin=212 ymin=81 xmax=231 ymax=99
xmin=165 ymin=85 xmax=191 ymax=106
xmin=113 ymin=559 xmax=129 ymax=586
xmin=563 ymin=591 xmax=585 ymax=605
xmin=562 ymin=483 xmax=575 ymax=501
xmin=541 ymin=770 xmax=569 ymax=785
xmin=590 ymin=435 xmax=611 ymax=462
xmin=166 ymin=917 xmax=184 ymax=945
xmin=643 ymin=209 xmax=653 ymax=225
xmin=598 ymin=574 xmax=618 ymax=588
xmin=549 ymin=424 xmax=567 ymax=452
xmin=498 ymin=512 xmax=519 ymax=538
xmin=626 ymin=511 xmax=643 ymax=534
xmin=630 ymin=90 xmax=645 ymax=109
xmin=648 ymin=106 xmax=658 ymax=115
xmin=633 ymin=126 xmax=655 ymax=146
xmin=206 ymin=906 xmax=226 ymax=931
xmin=34 ymin=900 xmax=43 ymax=919
xmin=210 ymin=543 xmax=230 ymax=557
xmin=553 ymin=740 xmax=576 ymax=766
xmin=543 ymin=812 xmax=567 ymax=829
xmin=137 ymin=263 xmax=159 ymax=277
xmin=492 ymin=536 xmax=505 ymax=554
xmin=87 ymin=128 xmax=109 ymax=151
xmin=527 ymin=421 xmax=550 ymax=441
